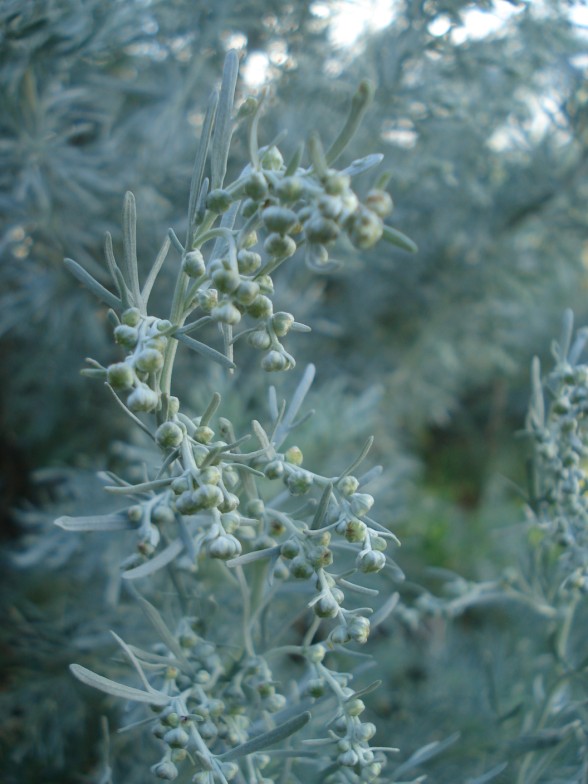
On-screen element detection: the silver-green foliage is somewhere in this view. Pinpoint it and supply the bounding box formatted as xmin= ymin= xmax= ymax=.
xmin=58 ymin=51 xmax=415 ymax=784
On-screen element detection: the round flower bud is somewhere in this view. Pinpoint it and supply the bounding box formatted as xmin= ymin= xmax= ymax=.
xmin=135 ymin=348 xmax=164 ymax=373
xmin=344 ymin=518 xmax=368 ymax=543
xmin=182 ymin=250 xmax=206 ymax=278
xmin=206 ymin=188 xmax=232 ymax=213
xmin=194 ymin=484 xmax=224 ymax=509
xmin=262 ymin=206 xmax=298 ymax=235
xmin=220 ymin=761 xmax=239 ymax=781
xmin=276 ymin=176 xmax=304 ymax=202
xmin=263 ymin=693 xmax=286 ymax=712
xmin=338 ymin=750 xmax=359 ymax=768
xmin=152 ymin=760 xmax=178 ymax=780
xmin=152 ymin=505 xmax=175 ymax=525
xmin=175 ymin=491 xmax=200 ymax=515
xmin=241 ymin=197 xmax=259 ymax=218
xmin=170 ymin=749 xmax=187 ymax=763
xmin=264 ymin=232 xmax=297 ymax=259
xmin=314 ymin=594 xmax=340 ymax=619
xmin=127 ymin=504 xmax=144 ymax=523
xmin=247 ymin=498 xmax=265 ymax=517
xmin=280 ymin=538 xmax=300 ymax=559
xmin=200 ymin=466 xmax=221 ymax=485
xmin=261 ymin=350 xmax=288 ymax=372
xmin=146 ymin=335 xmax=167 ymax=353
xmin=248 ymin=329 xmax=272 ymax=350
xmin=357 ymin=549 xmax=386 ymax=574
xmin=114 ymin=324 xmax=139 ymax=349
xmin=241 ymin=229 xmax=258 ymax=249
xmin=264 ymin=459 xmax=284 ymax=479
xmin=171 ymin=476 xmax=190 ymax=495
xmin=244 ymin=171 xmax=269 ymax=201
xmin=237 ymin=249 xmax=262 ymax=274
xmin=121 ymin=307 xmax=142 ymax=326
xmin=366 ymin=188 xmax=394 ymax=218
xmin=370 ymin=535 xmax=388 ymax=552
xmin=212 ymin=268 xmax=241 ymax=294
xmin=107 ymin=362 xmax=134 ymax=390
xmin=271 ymin=311 xmax=294 ymax=337
xmin=317 ymin=195 xmax=342 ymax=219
xmin=208 ymin=534 xmax=242 ymax=560
xmin=287 ymin=468 xmax=313 ymax=495
xmin=219 ymin=492 xmax=239 ymax=513
xmin=305 ymin=216 xmax=340 ymax=244
xmin=348 ymin=616 xmax=370 ymax=644
xmin=346 ymin=698 xmax=365 ymax=716
xmin=306 ymin=643 xmax=327 ymax=663
xmin=156 ymin=421 xmax=184 ymax=448
xmin=329 ymin=625 xmax=351 ymax=645
xmin=247 ymin=295 xmax=273 ymax=319
xmin=234 ymin=280 xmax=260 ymax=306
xmin=256 ymin=274 xmax=274 ymax=294
xmin=308 ymin=545 xmax=333 ymax=569
xmin=261 ymin=145 xmax=284 ymax=170
xmin=194 ymin=425 xmax=214 ymax=444
xmin=337 ymin=475 xmax=360 ymax=497
xmin=331 ymin=587 xmax=345 ymax=604
xmin=156 ymin=319 xmax=173 ymax=333
xmin=164 ymin=727 xmax=190 ymax=748
xmin=350 ymin=493 xmax=375 ymax=518
xmin=347 ymin=207 xmax=383 ymax=249
xmin=306 ymin=678 xmax=326 ymax=698
xmin=211 ymin=302 xmax=242 ymax=325
xmin=324 ymin=171 xmax=351 ymax=195
xmin=355 ymin=722 xmax=376 ymax=742
xmin=127 ymin=384 xmax=159 ymax=412
xmin=168 ymin=396 xmax=180 ymax=416
xmin=284 ymin=446 xmax=303 ymax=465
xmin=197 ymin=288 xmax=218 ymax=312
xmin=290 ymin=555 xmax=314 ymax=579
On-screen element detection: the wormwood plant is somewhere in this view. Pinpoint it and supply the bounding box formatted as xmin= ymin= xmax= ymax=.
xmin=56 ymin=51 xmax=417 ymax=784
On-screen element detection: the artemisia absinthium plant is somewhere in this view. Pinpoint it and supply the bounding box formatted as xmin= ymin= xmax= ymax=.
xmin=57 ymin=52 xmax=416 ymax=784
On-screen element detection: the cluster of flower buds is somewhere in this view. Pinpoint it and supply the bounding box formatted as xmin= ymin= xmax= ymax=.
xmin=106 ymin=307 xmax=173 ymax=412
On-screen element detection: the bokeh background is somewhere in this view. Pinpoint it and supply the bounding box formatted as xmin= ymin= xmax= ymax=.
xmin=1 ymin=1 xmax=588 ymax=781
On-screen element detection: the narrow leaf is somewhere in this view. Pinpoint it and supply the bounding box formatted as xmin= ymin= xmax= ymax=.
xmin=142 ymin=235 xmax=171 ymax=305
xmin=174 ymin=332 xmax=236 ymax=370
xmin=187 ymin=90 xmax=219 ymax=240
xmin=55 ymin=513 xmax=134 ymax=532
xmin=310 ymin=483 xmax=332 ymax=530
xmin=395 ymin=732 xmax=460 ymax=776
xmin=69 ymin=664 xmax=169 ymax=706
xmin=339 ymin=436 xmax=374 ymax=479
xmin=273 ymin=364 xmax=316 ymax=449
xmin=64 ymin=258 xmax=121 ymax=310
xmin=122 ymin=539 xmax=184 ymax=580
xmin=132 ymin=592 xmax=194 ymax=673
xmin=219 ymin=711 xmax=311 ymax=761
xmin=371 ymin=592 xmax=400 ymax=628
xmin=326 ymin=80 xmax=374 ymax=166
xmin=382 ymin=225 xmax=418 ymax=254
xmin=104 ymin=477 xmax=173 ymax=495
xmin=227 ymin=546 xmax=281 ymax=568
xmin=122 ymin=192 xmax=142 ymax=306
xmin=211 ymin=50 xmax=239 ymax=190
xmin=341 ymin=152 xmax=384 ymax=178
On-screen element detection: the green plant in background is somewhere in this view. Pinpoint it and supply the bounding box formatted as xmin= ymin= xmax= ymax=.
xmin=55 ymin=50 xmax=419 ymax=784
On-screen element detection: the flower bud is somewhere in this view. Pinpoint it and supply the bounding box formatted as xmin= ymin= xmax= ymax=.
xmin=241 ymin=229 xmax=258 ymax=249
xmin=284 ymin=446 xmax=303 ymax=465
xmin=234 ymin=280 xmax=260 ymax=306
xmin=344 ymin=518 xmax=368 ymax=543
xmin=264 ymin=232 xmax=297 ymax=259
xmin=212 ymin=268 xmax=241 ymax=294
xmin=338 ymin=750 xmax=359 ymax=767
xmin=290 ymin=555 xmax=314 ymax=579
xmin=261 ymin=145 xmax=284 ymax=170
xmin=114 ymin=324 xmax=139 ymax=349
xmin=107 ymin=362 xmax=134 ymax=389
xmin=146 ymin=335 xmax=167 ymax=353
xmin=324 ymin=171 xmax=351 ymax=195
xmin=206 ymin=188 xmax=232 ymax=213
xmin=256 ymin=274 xmax=274 ymax=294
xmin=152 ymin=760 xmax=178 ymax=780
xmin=306 ymin=643 xmax=327 ymax=663
xmin=237 ymin=249 xmax=262 ymax=274
xmin=135 ymin=348 xmax=164 ymax=373
xmin=244 ymin=171 xmax=269 ymax=201
xmin=329 ymin=626 xmax=351 ymax=645
xmin=306 ymin=678 xmax=326 ymax=698
xmin=337 ymin=475 xmax=359 ymax=496
xmin=247 ymin=295 xmax=273 ymax=319
xmin=197 ymin=289 xmax=218 ymax=312
xmin=314 ymin=594 xmax=340 ymax=618
xmin=193 ymin=484 xmax=224 ymax=509
xmin=127 ymin=384 xmax=159 ymax=412
xmin=211 ymin=302 xmax=242 ymax=325
xmin=271 ymin=311 xmax=295 ymax=337
xmin=262 ymin=206 xmax=298 ymax=235
xmin=182 ymin=250 xmax=206 ymax=278
xmin=276 ymin=176 xmax=304 ymax=202
xmin=317 ymin=195 xmax=342 ymax=219
xmin=152 ymin=505 xmax=175 ymax=525
xmin=263 ymin=693 xmax=286 ymax=712
xmin=194 ymin=425 xmax=214 ymax=444
xmin=200 ymin=466 xmax=221 ymax=485
xmin=349 ymin=493 xmax=374 ymax=518
xmin=348 ymin=616 xmax=370 ymax=644
xmin=208 ymin=534 xmax=242 ymax=559
xmin=163 ymin=727 xmax=190 ymax=748
xmin=156 ymin=421 xmax=184 ymax=448
xmin=346 ymin=698 xmax=365 ymax=716
xmin=280 ymin=538 xmax=300 ymax=559
xmin=261 ymin=350 xmax=288 ymax=372
xmin=355 ymin=721 xmax=376 ymax=741
xmin=248 ymin=329 xmax=272 ymax=350
xmin=356 ymin=550 xmax=386 ymax=573
xmin=287 ymin=468 xmax=313 ymax=494
xmin=264 ymin=459 xmax=284 ymax=479
xmin=366 ymin=188 xmax=393 ymax=218
xmin=121 ymin=307 xmax=142 ymax=326
xmin=347 ymin=207 xmax=383 ymax=249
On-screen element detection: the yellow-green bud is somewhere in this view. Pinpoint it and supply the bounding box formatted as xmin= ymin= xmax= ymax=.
xmin=244 ymin=172 xmax=269 ymax=201
xmin=183 ymin=250 xmax=206 ymax=278
xmin=121 ymin=307 xmax=142 ymax=326
xmin=366 ymin=188 xmax=393 ymax=218
xmin=262 ymin=206 xmax=298 ymax=235
xmin=264 ymin=232 xmax=297 ymax=259
xmin=206 ymin=188 xmax=232 ymax=213
xmin=237 ymin=249 xmax=262 ymax=274
xmin=135 ymin=348 xmax=164 ymax=373
xmin=107 ymin=362 xmax=134 ymax=389
xmin=211 ymin=302 xmax=242 ymax=325
xmin=155 ymin=421 xmax=184 ymax=448
xmin=261 ymin=145 xmax=284 ymax=170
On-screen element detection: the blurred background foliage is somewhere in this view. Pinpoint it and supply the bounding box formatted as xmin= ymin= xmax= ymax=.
xmin=1 ymin=0 xmax=588 ymax=781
